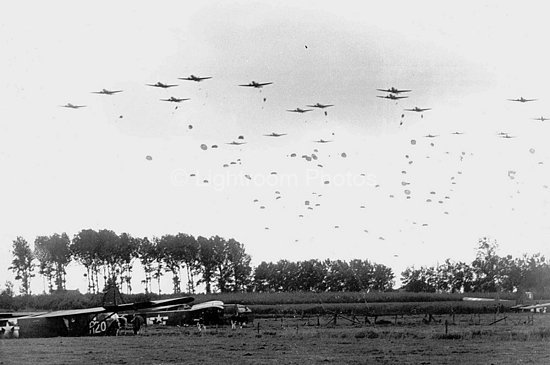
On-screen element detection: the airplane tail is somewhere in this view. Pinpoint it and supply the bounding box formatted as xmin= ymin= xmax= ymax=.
xmin=102 ymin=281 xmax=125 ymax=307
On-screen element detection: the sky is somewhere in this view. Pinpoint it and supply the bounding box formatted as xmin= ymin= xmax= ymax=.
xmin=1 ymin=1 xmax=550 ymax=294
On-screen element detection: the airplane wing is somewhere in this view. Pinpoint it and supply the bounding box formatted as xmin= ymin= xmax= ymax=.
xmin=189 ymin=300 xmax=224 ymax=311
xmin=517 ymin=302 xmax=550 ymax=310
xmin=20 ymin=297 xmax=194 ymax=318
xmin=0 ymin=311 xmax=47 ymax=319
xmin=22 ymin=307 xmax=107 ymax=319
xmin=257 ymin=82 xmax=273 ymax=86
xmin=134 ymin=300 xmax=223 ymax=314
xmin=139 ymin=303 xmax=191 ymax=312
xmin=104 ymin=296 xmax=194 ymax=312
xmin=238 ymin=84 xmax=255 ymax=87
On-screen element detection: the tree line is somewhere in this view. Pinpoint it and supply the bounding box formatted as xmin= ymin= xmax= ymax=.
xmin=9 ymin=230 xmax=396 ymax=295
xmin=9 ymin=230 xmax=252 ymax=295
xmin=401 ymin=237 xmax=550 ymax=294
xmin=8 ymin=233 xmax=550 ymax=296
xmin=253 ymin=259 xmax=394 ymax=292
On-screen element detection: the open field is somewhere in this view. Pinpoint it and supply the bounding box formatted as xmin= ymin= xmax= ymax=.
xmin=2 ymin=312 xmax=550 ymax=364
xmin=190 ymin=291 xmax=526 ymax=305
xmin=249 ymin=300 xmax=514 ymax=316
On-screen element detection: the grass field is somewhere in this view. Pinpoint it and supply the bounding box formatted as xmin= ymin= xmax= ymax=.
xmin=191 ymin=291 xmax=523 ymax=305
xmin=1 ymin=312 xmax=549 ymax=364
xmin=190 ymin=291 xmax=526 ymax=316
xmin=249 ymin=300 xmax=515 ymax=316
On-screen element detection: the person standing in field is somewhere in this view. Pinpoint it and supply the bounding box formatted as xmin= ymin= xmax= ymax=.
xmin=131 ymin=314 xmax=144 ymax=335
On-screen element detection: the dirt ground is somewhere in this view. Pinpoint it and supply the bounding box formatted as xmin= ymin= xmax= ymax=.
xmin=1 ymin=313 xmax=549 ymax=364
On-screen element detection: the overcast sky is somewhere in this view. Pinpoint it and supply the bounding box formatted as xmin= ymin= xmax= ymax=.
xmin=1 ymin=1 xmax=550 ymax=294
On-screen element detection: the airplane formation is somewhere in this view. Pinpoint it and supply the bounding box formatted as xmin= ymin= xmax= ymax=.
xmin=374 ymin=87 xmax=433 ymax=123
xmin=57 ymin=69 xmax=548 ymax=259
